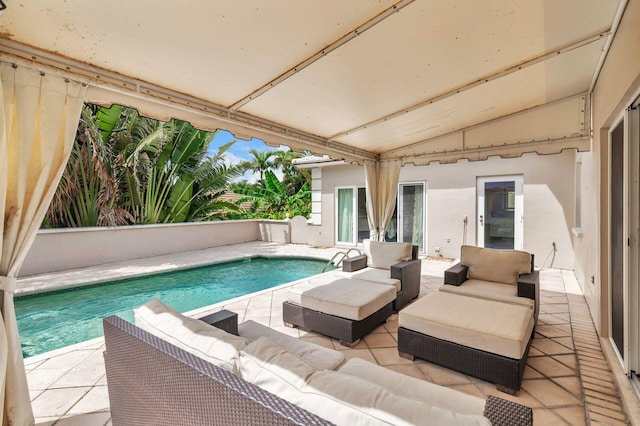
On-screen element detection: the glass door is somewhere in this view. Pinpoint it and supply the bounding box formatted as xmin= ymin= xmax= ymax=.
xmin=336 ymin=187 xmax=355 ymax=245
xmin=398 ymin=183 xmax=426 ymax=252
xmin=477 ymin=176 xmax=523 ymax=250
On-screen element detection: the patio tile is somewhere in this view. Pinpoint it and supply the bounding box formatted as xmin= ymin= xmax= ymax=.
xmin=588 ymin=407 xmax=628 ymax=423
xmin=332 ymin=337 xmax=368 ymax=350
xmin=31 ymin=387 xmax=91 ymax=417
xmin=532 ymin=408 xmax=568 ymax=426
xmin=417 ymin=363 xmax=474 ymax=386
xmin=299 ymin=335 xmax=334 ymax=350
xmin=27 ymin=368 xmax=68 ymax=391
xmin=536 ymin=324 xmax=572 ymax=338
xmin=527 ymin=356 xmax=577 ymax=378
xmin=551 ymin=376 xmax=583 ymax=399
xmin=449 ymin=383 xmax=487 ymax=399
xmin=531 ymin=338 xmax=574 ymax=355
xmin=474 ymin=382 xmax=543 ymax=408
xmin=552 ymin=354 xmax=578 ymax=370
xmin=521 ymin=378 xmax=582 ymax=407
xmin=554 ymin=406 xmax=586 ymax=425
xmin=370 ymin=347 xmax=414 ymax=366
xmin=341 ymin=348 xmax=377 ymax=363
xmin=384 ymin=364 xmax=428 ymax=381
xmin=363 ymin=332 xmax=397 ymax=348
xmin=67 ymin=385 xmax=110 ymax=415
xmin=54 ymin=412 xmax=111 ymax=426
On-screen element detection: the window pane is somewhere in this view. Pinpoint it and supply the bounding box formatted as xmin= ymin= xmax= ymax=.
xmin=337 ymin=188 xmax=354 ymax=243
xmin=357 ymin=187 xmax=368 ymax=242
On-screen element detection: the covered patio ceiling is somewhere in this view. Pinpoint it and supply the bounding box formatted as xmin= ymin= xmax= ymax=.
xmin=0 ymin=0 xmax=627 ymax=164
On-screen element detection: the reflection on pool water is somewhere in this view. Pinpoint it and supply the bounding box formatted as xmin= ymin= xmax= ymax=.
xmin=16 ymin=256 xmax=332 ymax=358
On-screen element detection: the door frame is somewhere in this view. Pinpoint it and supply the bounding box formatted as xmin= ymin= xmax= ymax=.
xmin=476 ymin=175 xmax=524 ymax=250
xmin=397 ymin=181 xmax=427 ymax=253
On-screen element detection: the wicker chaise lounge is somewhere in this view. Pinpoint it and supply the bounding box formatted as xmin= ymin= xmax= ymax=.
xmin=103 ymin=309 xmax=534 ymax=425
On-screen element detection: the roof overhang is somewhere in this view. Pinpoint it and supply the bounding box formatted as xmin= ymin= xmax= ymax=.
xmin=0 ymin=0 xmax=629 ymax=164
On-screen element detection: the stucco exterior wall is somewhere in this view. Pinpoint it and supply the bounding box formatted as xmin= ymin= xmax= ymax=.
xmin=313 ymin=151 xmax=576 ymax=269
xmin=580 ymin=0 xmax=640 ymax=336
xmin=21 ymin=220 xmax=262 ymax=277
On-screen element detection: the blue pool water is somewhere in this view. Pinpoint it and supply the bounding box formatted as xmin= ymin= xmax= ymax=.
xmin=16 ymin=256 xmax=332 ymax=358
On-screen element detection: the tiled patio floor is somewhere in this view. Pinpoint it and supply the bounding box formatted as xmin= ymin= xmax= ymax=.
xmin=20 ymin=242 xmax=634 ymax=425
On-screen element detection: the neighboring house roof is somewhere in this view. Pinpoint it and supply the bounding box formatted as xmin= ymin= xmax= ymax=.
xmin=218 ymin=192 xmax=256 ymax=212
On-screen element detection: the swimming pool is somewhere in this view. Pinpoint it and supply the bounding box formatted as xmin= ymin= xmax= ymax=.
xmin=16 ymin=256 xmax=332 ymax=358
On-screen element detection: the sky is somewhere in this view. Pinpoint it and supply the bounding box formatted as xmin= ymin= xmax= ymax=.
xmin=206 ymin=130 xmax=287 ymax=183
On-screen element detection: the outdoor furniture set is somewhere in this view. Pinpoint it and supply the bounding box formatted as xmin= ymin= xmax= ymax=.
xmin=103 ymin=297 xmax=534 ymax=425
xmin=282 ymin=239 xmax=421 ymax=347
xmin=398 ymin=245 xmax=539 ymax=395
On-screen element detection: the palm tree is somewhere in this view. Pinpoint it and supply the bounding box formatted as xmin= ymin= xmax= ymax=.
xmin=233 ymin=169 xmax=311 ymax=219
xmin=46 ymin=104 xmax=244 ymax=227
xmin=240 ymin=149 xmax=275 ymax=183
xmin=272 ymin=149 xmax=311 ymax=195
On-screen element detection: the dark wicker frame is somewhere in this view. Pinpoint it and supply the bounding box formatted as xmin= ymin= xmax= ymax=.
xmin=103 ymin=315 xmax=533 ymax=425
xmin=282 ymin=300 xmax=393 ymax=345
xmin=103 ymin=315 xmax=331 ymax=426
xmin=341 ymin=244 xmax=421 ymax=311
xmin=398 ymin=326 xmax=532 ymax=395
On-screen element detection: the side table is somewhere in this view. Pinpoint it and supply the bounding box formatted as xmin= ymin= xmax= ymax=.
xmin=199 ymin=309 xmax=238 ymax=335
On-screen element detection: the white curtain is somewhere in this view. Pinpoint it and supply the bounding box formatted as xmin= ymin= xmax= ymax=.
xmin=0 ymin=63 xmax=86 ymax=425
xmin=364 ymin=159 xmax=402 ymax=241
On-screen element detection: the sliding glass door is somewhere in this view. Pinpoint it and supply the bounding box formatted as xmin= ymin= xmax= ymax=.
xmin=335 ymin=187 xmax=368 ymax=245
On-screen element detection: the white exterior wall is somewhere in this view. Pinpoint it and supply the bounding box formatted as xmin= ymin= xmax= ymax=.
xmin=313 ymin=150 xmax=576 ymax=269
xmin=21 ymin=220 xmax=263 ymax=277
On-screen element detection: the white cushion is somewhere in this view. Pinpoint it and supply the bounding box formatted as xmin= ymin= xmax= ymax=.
xmin=337 ymin=358 xmax=487 ymax=417
xmin=288 ymin=278 xmax=396 ymax=320
xmin=239 ymin=337 xmax=489 ymax=426
xmin=439 ymin=280 xmax=535 ymax=309
xmin=364 ymin=239 xmax=413 ymax=270
xmin=306 ymin=370 xmax=490 ymax=426
xmin=399 ymin=292 xmax=534 ymax=359
xmin=134 ymin=299 xmax=249 ymax=373
xmin=336 ymin=267 xmax=401 ymax=291
xmin=460 ymin=245 xmax=531 ymax=285
xmin=238 ymin=337 xmax=316 ymax=394
xmin=238 ymin=320 xmax=344 ymax=370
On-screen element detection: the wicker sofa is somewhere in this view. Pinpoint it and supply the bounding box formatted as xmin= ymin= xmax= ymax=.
xmin=103 ymin=299 xmax=533 ymax=426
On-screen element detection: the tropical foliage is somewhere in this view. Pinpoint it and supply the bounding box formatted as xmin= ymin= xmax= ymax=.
xmin=46 ymin=104 xmax=243 ymax=227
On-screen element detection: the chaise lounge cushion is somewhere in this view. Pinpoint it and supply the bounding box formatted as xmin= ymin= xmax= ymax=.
xmin=134 ymin=298 xmax=249 ymax=373
xmin=287 ymin=277 xmax=396 ymax=321
xmin=239 ymin=336 xmax=490 ymax=426
xmin=335 ymin=267 xmax=401 ymax=291
xmin=399 ymin=292 xmax=534 ymax=359
xmin=461 ymin=245 xmax=532 ymax=285
xmin=238 ymin=320 xmax=345 ymax=370
xmin=440 ymin=279 xmax=535 ymax=310
xmin=364 ymin=238 xmax=413 ymax=269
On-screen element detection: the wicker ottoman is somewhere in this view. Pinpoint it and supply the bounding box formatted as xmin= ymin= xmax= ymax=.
xmin=283 ymin=277 xmax=396 ymax=347
xmin=398 ymin=291 xmax=534 ymax=394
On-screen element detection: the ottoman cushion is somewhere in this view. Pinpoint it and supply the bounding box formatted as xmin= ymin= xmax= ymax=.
xmin=288 ymin=278 xmax=396 ymax=321
xmin=399 ymin=292 xmax=533 ymax=359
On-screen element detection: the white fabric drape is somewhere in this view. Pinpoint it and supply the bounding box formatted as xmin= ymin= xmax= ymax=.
xmin=0 ymin=63 xmax=86 ymax=425
xmin=364 ymin=159 xmax=402 ymax=241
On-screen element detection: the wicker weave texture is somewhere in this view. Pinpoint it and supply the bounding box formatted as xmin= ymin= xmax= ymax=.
xmin=398 ymin=326 xmax=530 ymax=393
xmin=103 ymin=316 xmax=332 ymax=426
xmin=282 ymin=301 xmax=393 ymax=343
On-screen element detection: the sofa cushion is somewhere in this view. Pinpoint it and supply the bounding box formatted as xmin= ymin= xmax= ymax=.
xmin=238 ymin=336 xmax=316 ymax=393
xmin=134 ymin=299 xmax=249 ymax=373
xmin=461 ymin=245 xmax=532 ymax=285
xmin=364 ymin=239 xmax=413 ymax=270
xmin=399 ymin=292 xmax=534 ymax=359
xmin=239 ymin=337 xmax=489 ymax=426
xmin=337 ymin=358 xmax=487 ymax=417
xmin=288 ymin=277 xmax=396 ymax=320
xmin=238 ymin=320 xmax=344 ymax=370
xmin=440 ymin=280 xmax=535 ymax=310
xmin=336 ymin=266 xmax=401 ymax=291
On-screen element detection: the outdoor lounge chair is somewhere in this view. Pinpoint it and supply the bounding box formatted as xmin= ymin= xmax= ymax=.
xmin=440 ymin=245 xmax=540 ymax=321
xmin=338 ymin=239 xmax=421 ymax=310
